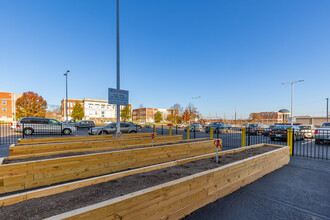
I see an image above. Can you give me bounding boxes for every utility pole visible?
[326,98,329,122]
[116,0,121,133]
[282,80,304,125]
[235,106,237,125]
[192,96,201,122]
[64,70,70,122]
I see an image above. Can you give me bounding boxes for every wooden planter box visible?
[16,133,157,145]
[47,144,289,220]
[0,140,215,194]
[9,135,182,159]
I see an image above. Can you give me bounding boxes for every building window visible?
[1,115,7,119]
[2,101,6,105]
[95,111,98,115]
[2,108,7,112]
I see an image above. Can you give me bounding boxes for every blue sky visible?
[0,0,329,119]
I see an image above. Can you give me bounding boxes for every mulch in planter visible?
[0,145,280,220]
[4,139,207,164]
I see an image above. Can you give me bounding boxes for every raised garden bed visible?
[9,135,182,159]
[0,139,215,194]
[16,132,156,145]
[0,144,289,220]
[4,138,209,164]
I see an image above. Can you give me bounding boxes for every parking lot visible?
[0,125,329,159]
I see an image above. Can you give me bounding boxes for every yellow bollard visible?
[210,127,213,139]
[169,126,172,135]
[242,128,246,147]
[153,125,156,134]
[187,125,190,140]
[287,129,293,155]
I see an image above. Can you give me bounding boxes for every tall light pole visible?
[192,96,201,122]
[64,70,70,122]
[326,98,329,122]
[282,80,304,125]
[116,0,121,133]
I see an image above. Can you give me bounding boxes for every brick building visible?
[249,109,291,124]
[132,108,180,122]
[61,98,131,121]
[0,92,22,122]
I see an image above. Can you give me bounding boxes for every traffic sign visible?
[108,88,129,106]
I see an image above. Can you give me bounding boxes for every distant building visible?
[0,92,22,122]
[249,109,291,124]
[132,108,179,122]
[61,99,84,120]
[295,116,328,126]
[60,98,130,121]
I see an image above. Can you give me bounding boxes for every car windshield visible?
[269,125,276,129]
[322,123,330,127]
[210,122,220,126]
[248,124,257,128]
[106,123,116,127]
[299,126,311,129]
[274,125,291,130]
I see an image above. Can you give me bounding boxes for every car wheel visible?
[63,128,72,135]
[99,131,108,135]
[315,139,321,144]
[129,130,137,133]
[24,128,33,136]
[205,131,209,133]
[270,137,275,141]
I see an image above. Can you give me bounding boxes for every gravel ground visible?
[4,139,208,164]
[0,145,278,220]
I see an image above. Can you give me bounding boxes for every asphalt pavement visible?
[184,157,330,220]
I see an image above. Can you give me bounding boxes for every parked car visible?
[298,125,315,139]
[246,123,266,135]
[88,122,140,135]
[315,122,330,144]
[205,122,225,133]
[127,122,142,129]
[75,120,95,128]
[14,117,76,135]
[262,125,276,136]
[177,123,186,128]
[269,125,304,141]
[184,123,204,132]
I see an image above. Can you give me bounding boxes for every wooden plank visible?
[0,140,214,194]
[9,135,183,158]
[45,145,289,220]
[16,133,157,145]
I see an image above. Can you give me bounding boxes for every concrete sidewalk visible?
[184,157,330,220]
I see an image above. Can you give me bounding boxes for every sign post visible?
[108,88,129,135]
[213,139,222,164]
[151,133,155,147]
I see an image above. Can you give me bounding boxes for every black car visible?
[269,125,304,141]
[75,120,95,128]
[246,123,266,135]
[263,125,276,136]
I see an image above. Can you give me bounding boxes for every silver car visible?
[14,117,76,135]
[184,123,204,132]
[298,125,315,139]
[89,122,141,135]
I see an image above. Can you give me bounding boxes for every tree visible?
[121,105,131,121]
[46,105,61,120]
[16,91,47,119]
[71,102,84,120]
[154,111,163,123]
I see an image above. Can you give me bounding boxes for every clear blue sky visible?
[1,0,329,119]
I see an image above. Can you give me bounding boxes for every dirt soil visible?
[0,145,279,220]
[4,139,207,164]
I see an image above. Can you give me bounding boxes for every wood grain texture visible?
[9,135,182,158]
[16,133,157,145]
[45,145,289,220]
[0,140,214,194]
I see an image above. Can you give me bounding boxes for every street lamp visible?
[192,96,201,122]
[281,80,304,125]
[326,98,329,122]
[64,70,70,122]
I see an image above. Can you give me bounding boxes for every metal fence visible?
[1,123,329,160]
